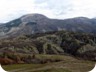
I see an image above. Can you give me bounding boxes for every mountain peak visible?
[21,13,48,22]
[73,17,89,20]
[22,13,48,18]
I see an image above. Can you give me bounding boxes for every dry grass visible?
[2,54,95,72]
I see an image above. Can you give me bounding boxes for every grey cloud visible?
[34,0,47,4]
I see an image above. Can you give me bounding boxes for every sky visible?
[0,0,96,23]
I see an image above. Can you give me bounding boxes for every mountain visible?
[0,13,96,38]
[0,14,95,72]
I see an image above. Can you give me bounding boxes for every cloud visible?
[0,0,96,23]
[34,0,73,18]
[0,0,35,23]
[34,0,96,19]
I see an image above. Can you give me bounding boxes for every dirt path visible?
[9,68,28,72]
[9,64,63,72]
[9,63,70,72]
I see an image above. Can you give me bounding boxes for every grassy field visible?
[2,54,95,72]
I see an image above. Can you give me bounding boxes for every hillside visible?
[0,31,95,72]
[0,31,96,61]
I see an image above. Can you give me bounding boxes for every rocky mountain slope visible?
[0,14,96,38]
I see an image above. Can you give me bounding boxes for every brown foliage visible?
[0,58,15,65]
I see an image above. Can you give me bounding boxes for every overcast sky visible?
[0,0,96,23]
